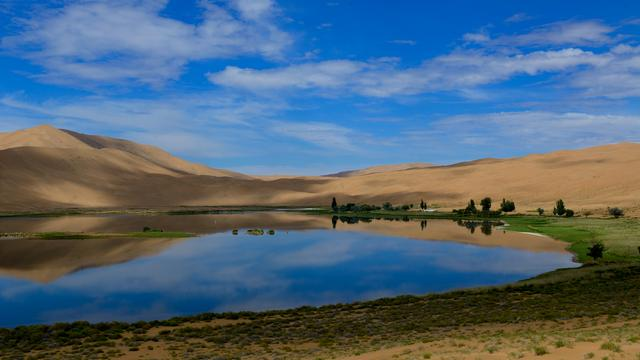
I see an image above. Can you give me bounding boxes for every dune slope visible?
[1,125,639,214]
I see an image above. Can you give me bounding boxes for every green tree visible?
[587,242,605,261]
[608,207,624,218]
[331,197,338,211]
[465,199,478,214]
[537,208,544,216]
[565,209,574,217]
[500,198,516,212]
[554,199,566,216]
[382,202,393,211]
[480,197,492,212]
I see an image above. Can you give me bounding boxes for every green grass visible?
[503,216,640,263]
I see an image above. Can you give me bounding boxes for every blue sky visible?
[1,0,640,174]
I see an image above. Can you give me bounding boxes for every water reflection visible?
[0,212,577,327]
[455,220,500,236]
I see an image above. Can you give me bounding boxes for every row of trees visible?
[332,197,624,219]
[332,198,414,212]
[537,200,625,218]
[453,197,516,216]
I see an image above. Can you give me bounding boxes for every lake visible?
[0,212,577,327]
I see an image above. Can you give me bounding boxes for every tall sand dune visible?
[1,125,639,215]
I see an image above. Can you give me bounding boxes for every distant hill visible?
[325,163,433,177]
[1,125,639,215]
[0,125,249,178]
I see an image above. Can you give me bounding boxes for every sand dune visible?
[1,125,639,215]
[325,162,433,177]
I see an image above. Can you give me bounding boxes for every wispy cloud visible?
[406,111,640,154]
[1,0,292,87]
[505,12,532,23]
[209,48,605,97]
[466,20,616,47]
[389,39,416,46]
[270,121,359,151]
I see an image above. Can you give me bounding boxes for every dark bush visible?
[565,209,575,217]
[480,197,492,212]
[587,242,605,261]
[554,199,566,216]
[500,199,516,212]
[608,207,624,218]
[537,208,544,216]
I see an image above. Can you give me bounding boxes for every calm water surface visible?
[0,213,577,327]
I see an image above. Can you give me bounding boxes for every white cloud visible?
[468,20,615,47]
[505,12,532,23]
[229,0,275,21]
[569,44,640,98]
[1,0,292,86]
[409,111,640,152]
[389,39,417,46]
[270,121,358,151]
[209,48,605,97]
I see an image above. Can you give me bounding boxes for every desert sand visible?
[1,125,639,215]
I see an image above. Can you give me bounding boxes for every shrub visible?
[587,242,605,261]
[401,204,411,211]
[382,202,393,211]
[466,199,478,214]
[554,199,566,216]
[537,208,544,216]
[565,209,575,217]
[500,199,516,212]
[533,346,548,356]
[608,207,624,218]
[480,197,492,212]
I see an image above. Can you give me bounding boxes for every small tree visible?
[500,198,516,212]
[420,199,427,210]
[554,199,566,216]
[480,197,492,212]
[608,207,624,218]
[401,204,411,211]
[382,202,393,211]
[465,199,478,214]
[331,197,338,211]
[565,209,575,217]
[587,242,605,261]
[537,208,545,216]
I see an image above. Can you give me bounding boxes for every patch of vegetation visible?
[608,207,624,218]
[504,216,640,262]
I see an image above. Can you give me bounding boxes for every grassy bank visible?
[2,264,640,359]
[503,216,640,263]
